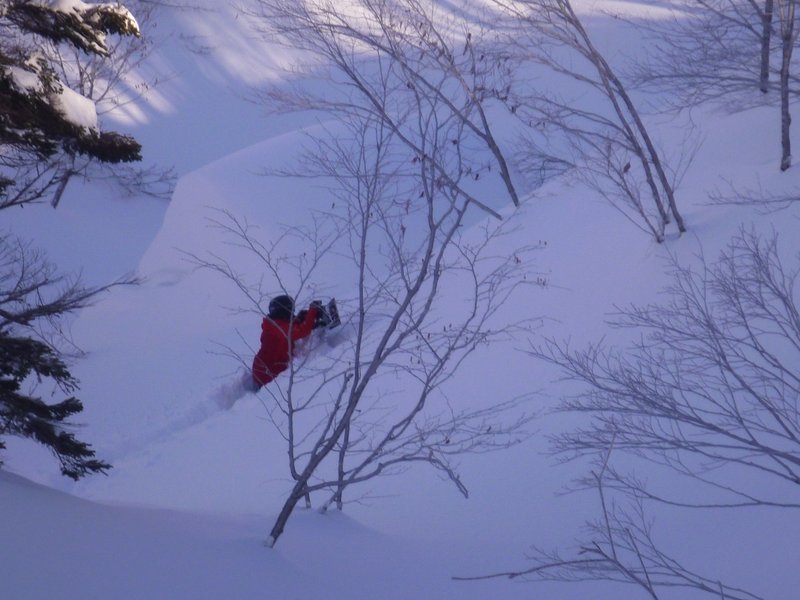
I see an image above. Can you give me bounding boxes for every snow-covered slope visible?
[2,470,544,600]
[3,1,800,599]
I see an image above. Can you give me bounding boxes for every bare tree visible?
[490,0,686,242]
[313,120,536,514]
[458,227,797,598]
[627,1,800,172]
[202,0,543,546]
[460,228,796,597]
[631,1,777,105]
[456,447,764,600]
[543,229,800,506]
[534,227,800,508]
[244,0,523,220]
[194,64,538,549]
[195,102,538,545]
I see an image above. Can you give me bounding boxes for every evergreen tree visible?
[0,331,111,480]
[0,0,142,477]
[0,233,120,478]
[1,0,142,209]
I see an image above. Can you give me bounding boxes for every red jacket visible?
[251,306,319,387]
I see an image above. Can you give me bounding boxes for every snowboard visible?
[322,298,341,329]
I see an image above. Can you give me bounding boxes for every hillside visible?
[3,1,800,599]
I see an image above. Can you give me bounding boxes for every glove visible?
[295,309,308,322]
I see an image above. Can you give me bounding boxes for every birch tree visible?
[465,228,798,598]
[540,228,800,509]
[630,1,798,172]
[632,1,777,103]
[778,0,798,170]
[245,0,521,219]
[456,448,763,600]
[199,106,537,546]
[190,0,544,547]
[491,0,686,242]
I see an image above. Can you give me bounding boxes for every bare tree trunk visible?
[761,0,775,93]
[267,372,355,546]
[267,483,312,547]
[779,0,796,171]
[335,421,350,511]
[780,59,792,171]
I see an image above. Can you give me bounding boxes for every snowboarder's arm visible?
[290,305,320,341]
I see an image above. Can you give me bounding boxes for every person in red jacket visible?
[249,294,326,391]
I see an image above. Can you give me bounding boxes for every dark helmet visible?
[268,294,295,321]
